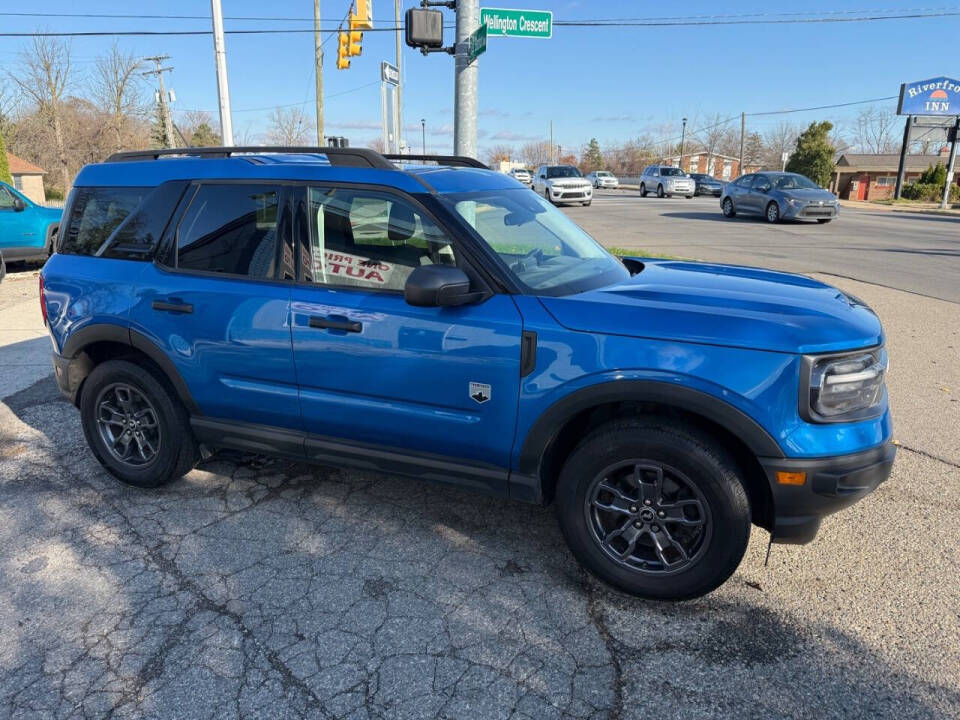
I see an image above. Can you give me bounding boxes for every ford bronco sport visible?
[41,147,894,600]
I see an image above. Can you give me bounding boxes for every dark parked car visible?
[41,146,891,601]
[721,172,839,223]
[689,173,723,197]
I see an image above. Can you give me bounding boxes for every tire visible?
[639,183,647,197]
[80,359,198,488]
[722,197,736,217]
[765,201,780,223]
[685,195,693,199]
[817,218,832,224]
[582,200,592,206]
[657,184,665,198]
[555,418,751,600]
[545,189,555,205]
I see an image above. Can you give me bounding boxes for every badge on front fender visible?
[469,382,491,404]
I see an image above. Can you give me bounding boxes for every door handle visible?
[309,315,362,333]
[152,299,194,314]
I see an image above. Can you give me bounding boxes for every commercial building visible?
[831,146,954,200]
[664,152,762,181]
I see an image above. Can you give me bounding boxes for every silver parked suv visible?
[533,165,593,206]
[640,166,695,198]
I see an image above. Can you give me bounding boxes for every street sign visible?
[897,76,960,116]
[381,61,399,86]
[480,8,552,38]
[468,24,487,62]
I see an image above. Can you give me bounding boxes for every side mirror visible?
[12,197,26,212]
[404,265,484,307]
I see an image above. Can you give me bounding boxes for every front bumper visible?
[549,186,593,203]
[783,202,839,220]
[759,441,895,544]
[596,180,619,188]
[698,186,722,196]
[664,183,695,195]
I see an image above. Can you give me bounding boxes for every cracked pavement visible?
[1,267,958,719]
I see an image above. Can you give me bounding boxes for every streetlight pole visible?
[421,119,426,154]
[679,117,687,169]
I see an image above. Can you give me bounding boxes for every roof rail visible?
[383,154,488,169]
[105,146,396,169]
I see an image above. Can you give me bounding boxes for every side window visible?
[754,175,771,191]
[0,186,14,209]
[305,187,455,292]
[176,184,281,278]
[59,187,149,256]
[734,175,753,188]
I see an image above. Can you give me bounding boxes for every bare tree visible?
[485,144,513,166]
[518,139,552,167]
[93,42,144,151]
[175,110,221,146]
[366,137,386,153]
[762,121,800,170]
[696,112,737,163]
[11,36,73,192]
[265,106,312,146]
[853,105,897,153]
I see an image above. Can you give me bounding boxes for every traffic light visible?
[353,0,373,29]
[336,31,350,70]
[348,10,363,57]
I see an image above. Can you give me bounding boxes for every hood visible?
[777,188,835,201]
[539,260,883,354]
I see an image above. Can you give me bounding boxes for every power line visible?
[172,79,380,115]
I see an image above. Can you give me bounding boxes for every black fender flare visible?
[62,324,199,414]
[516,380,784,481]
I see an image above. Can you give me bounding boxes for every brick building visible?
[831,146,954,201]
[663,152,762,181]
[5,153,47,204]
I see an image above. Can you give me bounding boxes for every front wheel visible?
[555,419,751,600]
[544,189,555,205]
[582,200,592,206]
[817,218,832,224]
[640,183,647,197]
[722,197,736,217]
[685,195,693,199]
[766,201,781,223]
[80,359,198,488]
[657,184,665,198]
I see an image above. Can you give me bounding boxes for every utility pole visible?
[395,0,403,151]
[210,0,234,146]
[550,120,554,164]
[314,0,324,145]
[679,117,687,168]
[738,112,745,175]
[453,0,478,157]
[142,55,175,149]
[421,118,426,154]
[941,117,959,209]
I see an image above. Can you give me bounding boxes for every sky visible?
[1,1,958,157]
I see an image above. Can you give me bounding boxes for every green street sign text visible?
[480,8,553,39]
[468,23,487,62]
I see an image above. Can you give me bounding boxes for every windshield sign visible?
[446,189,629,296]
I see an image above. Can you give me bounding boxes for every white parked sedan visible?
[587,170,619,189]
[507,167,532,185]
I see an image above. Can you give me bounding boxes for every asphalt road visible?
[564,191,960,303]
[1,202,959,718]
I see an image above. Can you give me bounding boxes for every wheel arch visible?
[62,324,199,414]
[512,380,780,530]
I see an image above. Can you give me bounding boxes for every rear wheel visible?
[722,197,736,217]
[555,418,751,600]
[766,201,781,223]
[80,359,198,488]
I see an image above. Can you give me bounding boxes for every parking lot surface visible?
[566,191,960,303]
[1,199,959,718]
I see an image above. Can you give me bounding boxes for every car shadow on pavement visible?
[2,375,957,718]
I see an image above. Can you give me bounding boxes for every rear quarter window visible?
[59,187,149,256]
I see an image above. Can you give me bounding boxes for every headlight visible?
[801,348,887,422]
[786,197,804,207]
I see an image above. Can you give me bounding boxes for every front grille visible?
[801,206,836,217]
[562,191,585,199]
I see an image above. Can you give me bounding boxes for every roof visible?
[6,152,45,175]
[835,153,945,172]
[73,152,520,195]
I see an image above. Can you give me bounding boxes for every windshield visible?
[546,166,582,179]
[774,173,820,190]
[596,171,610,177]
[661,167,685,177]
[445,189,629,296]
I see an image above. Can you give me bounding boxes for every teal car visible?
[0,180,62,263]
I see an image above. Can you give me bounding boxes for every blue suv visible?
[0,179,62,262]
[41,147,894,600]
